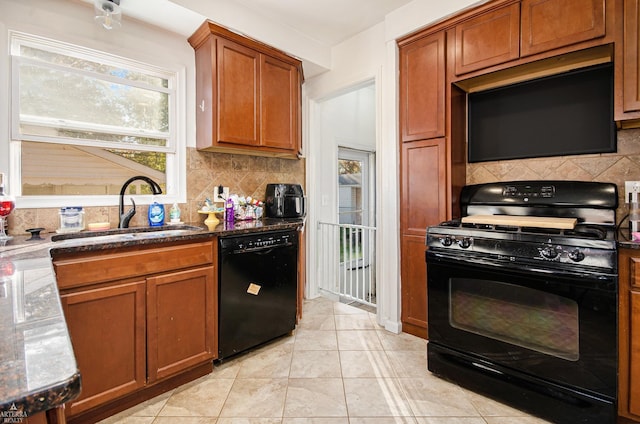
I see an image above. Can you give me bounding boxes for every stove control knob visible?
[568,249,585,262]
[540,245,561,259]
[457,237,472,249]
[440,236,453,247]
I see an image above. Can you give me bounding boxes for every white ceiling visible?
[219,0,414,46]
[120,0,413,46]
[108,0,414,77]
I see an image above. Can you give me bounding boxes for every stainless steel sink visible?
[51,225,204,244]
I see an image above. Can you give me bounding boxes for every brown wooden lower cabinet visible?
[53,240,217,422]
[400,235,428,339]
[630,290,640,417]
[618,248,640,422]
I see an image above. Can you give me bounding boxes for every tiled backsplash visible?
[8,128,640,234]
[467,128,640,222]
[7,148,305,234]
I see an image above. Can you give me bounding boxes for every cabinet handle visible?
[199,100,205,112]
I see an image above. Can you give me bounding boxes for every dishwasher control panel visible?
[220,230,297,252]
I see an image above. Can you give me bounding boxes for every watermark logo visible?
[0,403,27,423]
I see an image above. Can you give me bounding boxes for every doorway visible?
[311,81,377,311]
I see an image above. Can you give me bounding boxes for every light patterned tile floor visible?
[99,297,551,424]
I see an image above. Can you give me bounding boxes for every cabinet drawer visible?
[54,241,214,289]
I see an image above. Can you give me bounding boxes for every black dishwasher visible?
[218,229,298,359]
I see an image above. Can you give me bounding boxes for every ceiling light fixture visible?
[94,0,122,30]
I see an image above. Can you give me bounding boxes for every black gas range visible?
[426,181,618,424]
[428,180,618,272]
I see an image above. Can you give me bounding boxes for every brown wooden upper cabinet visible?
[399,31,446,141]
[189,21,302,157]
[455,3,520,75]
[521,0,606,57]
[618,0,640,118]
[454,0,607,76]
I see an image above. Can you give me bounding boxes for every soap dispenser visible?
[169,202,181,223]
[148,197,165,227]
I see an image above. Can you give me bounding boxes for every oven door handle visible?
[427,250,617,290]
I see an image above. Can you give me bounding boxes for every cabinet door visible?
[400,138,448,236]
[261,54,299,151]
[521,0,606,57]
[400,235,428,338]
[217,37,260,146]
[61,281,146,417]
[400,138,448,339]
[147,266,217,383]
[631,290,640,416]
[399,32,446,141]
[619,251,640,420]
[623,0,640,114]
[454,3,520,75]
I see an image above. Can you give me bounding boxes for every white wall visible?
[304,0,482,333]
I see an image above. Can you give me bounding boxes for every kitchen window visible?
[9,32,184,207]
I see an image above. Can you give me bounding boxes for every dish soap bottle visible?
[148,198,165,227]
[169,202,181,223]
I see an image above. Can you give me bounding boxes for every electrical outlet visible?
[625,181,640,202]
[213,186,229,202]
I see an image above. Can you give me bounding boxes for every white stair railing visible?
[317,222,376,307]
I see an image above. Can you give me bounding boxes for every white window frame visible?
[8,31,186,208]
[337,147,375,228]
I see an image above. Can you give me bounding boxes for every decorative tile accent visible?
[467,128,640,220]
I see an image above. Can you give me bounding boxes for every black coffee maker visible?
[265,184,306,218]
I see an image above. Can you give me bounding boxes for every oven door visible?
[427,249,617,399]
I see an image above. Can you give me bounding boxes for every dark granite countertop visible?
[0,217,303,418]
[618,228,640,250]
[0,256,81,419]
